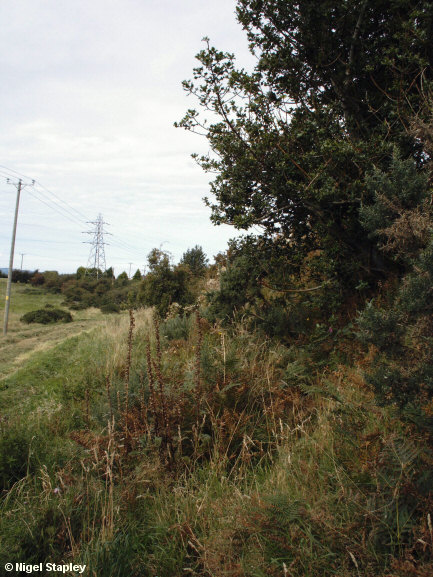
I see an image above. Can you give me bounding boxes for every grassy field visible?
[0,279,106,381]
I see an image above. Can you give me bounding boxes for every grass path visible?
[0,279,107,381]
[0,316,104,381]
[0,305,150,419]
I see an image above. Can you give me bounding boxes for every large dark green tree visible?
[180,245,209,277]
[177,0,433,288]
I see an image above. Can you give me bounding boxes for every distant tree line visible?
[0,269,41,283]
[9,245,209,316]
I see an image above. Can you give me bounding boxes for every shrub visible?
[0,425,50,490]
[357,154,433,420]
[21,308,73,324]
[161,314,193,340]
[356,301,404,351]
[100,303,120,314]
[12,269,35,283]
[138,249,193,316]
[206,255,260,322]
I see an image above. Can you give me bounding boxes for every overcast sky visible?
[0,0,254,275]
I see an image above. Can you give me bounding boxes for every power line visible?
[33,181,89,222]
[0,164,90,224]
[31,187,86,225]
[0,173,13,185]
[26,188,85,227]
[0,166,156,253]
[0,163,158,265]
[0,167,35,189]
[0,235,84,245]
[16,252,87,263]
[109,238,148,259]
[0,164,32,180]
[32,185,88,225]
[4,172,137,263]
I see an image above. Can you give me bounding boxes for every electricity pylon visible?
[83,214,110,278]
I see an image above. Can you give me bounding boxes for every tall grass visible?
[0,307,432,576]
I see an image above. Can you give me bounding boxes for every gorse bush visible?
[20,308,73,324]
[357,301,404,352]
[360,153,432,263]
[100,302,120,314]
[357,155,433,424]
[160,314,193,341]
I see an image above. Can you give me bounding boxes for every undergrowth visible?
[0,308,432,576]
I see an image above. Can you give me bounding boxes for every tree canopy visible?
[178,0,433,417]
[177,0,433,287]
[180,245,209,276]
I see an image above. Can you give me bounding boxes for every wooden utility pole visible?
[3,179,22,335]
[3,178,33,336]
